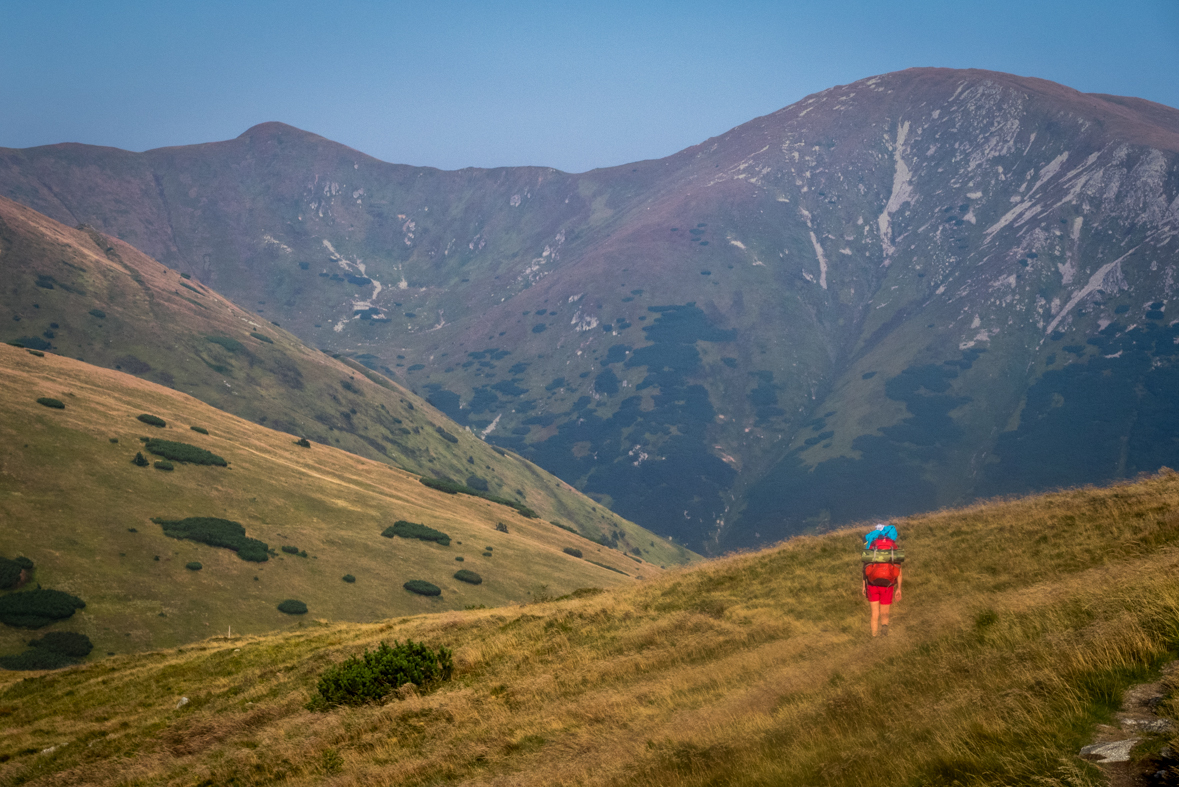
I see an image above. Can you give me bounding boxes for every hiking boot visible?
[880,624,889,637]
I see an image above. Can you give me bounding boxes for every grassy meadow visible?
[0,344,671,661]
[3,468,1179,785]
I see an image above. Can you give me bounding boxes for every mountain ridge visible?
[3,67,1178,551]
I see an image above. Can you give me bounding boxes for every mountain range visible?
[3,67,1178,552]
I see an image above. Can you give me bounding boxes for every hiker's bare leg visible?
[880,602,891,629]
[869,600,880,636]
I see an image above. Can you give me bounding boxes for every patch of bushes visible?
[137,414,166,427]
[418,477,538,519]
[294,438,311,448]
[587,560,629,576]
[206,336,244,354]
[551,521,580,535]
[342,574,356,583]
[132,452,150,467]
[154,460,174,471]
[281,545,308,557]
[454,556,464,562]
[454,569,483,585]
[250,332,273,344]
[145,438,227,466]
[27,350,44,357]
[190,426,209,435]
[403,580,442,596]
[435,426,459,444]
[88,309,106,319]
[496,522,509,533]
[0,589,86,628]
[153,517,269,562]
[36,397,64,409]
[185,561,202,571]
[382,520,450,546]
[30,631,93,658]
[0,648,78,671]
[314,640,453,707]
[277,599,307,615]
[0,557,30,590]
[563,547,583,558]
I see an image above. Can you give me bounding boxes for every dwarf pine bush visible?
[154,460,174,471]
[314,640,453,707]
[277,599,307,614]
[132,452,150,467]
[342,574,356,583]
[153,517,269,562]
[0,589,86,628]
[294,438,311,448]
[0,648,78,671]
[145,438,227,466]
[563,547,584,558]
[403,580,441,596]
[454,569,483,585]
[281,545,300,555]
[36,397,65,409]
[190,426,209,435]
[137,414,166,427]
[382,520,451,546]
[185,562,202,571]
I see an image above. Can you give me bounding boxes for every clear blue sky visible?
[3,0,1176,172]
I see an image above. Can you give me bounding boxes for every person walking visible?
[862,523,903,637]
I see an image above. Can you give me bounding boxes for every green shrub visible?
[180,272,191,279]
[0,648,78,671]
[454,569,483,585]
[435,426,459,444]
[0,589,86,628]
[137,414,166,427]
[277,599,307,615]
[109,437,119,443]
[154,460,174,471]
[27,350,44,357]
[0,558,25,590]
[185,561,202,571]
[586,560,629,576]
[403,580,441,597]
[454,556,464,562]
[88,309,106,319]
[563,547,583,558]
[153,517,269,562]
[145,438,227,466]
[281,545,300,555]
[36,397,64,409]
[206,335,244,354]
[314,640,453,707]
[382,520,450,546]
[551,521,579,534]
[14,557,32,570]
[29,631,92,657]
[132,452,150,467]
[418,477,536,518]
[495,522,509,533]
[294,438,311,448]
[189,426,209,435]
[250,332,273,344]
[342,574,356,583]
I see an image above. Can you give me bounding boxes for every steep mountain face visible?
[0,197,688,566]
[3,68,1178,552]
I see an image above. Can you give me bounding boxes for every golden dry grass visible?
[3,471,1179,785]
[0,344,669,658]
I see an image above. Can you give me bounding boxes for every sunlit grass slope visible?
[0,196,691,567]
[0,344,670,661]
[4,470,1179,785]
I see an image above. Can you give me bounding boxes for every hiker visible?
[862,523,903,637]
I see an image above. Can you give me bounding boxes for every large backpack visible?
[864,562,901,587]
[861,523,905,564]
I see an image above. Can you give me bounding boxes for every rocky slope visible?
[3,67,1178,551]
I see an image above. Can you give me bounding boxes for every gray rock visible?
[1080,739,1139,763]
[175,696,189,709]
[1123,718,1174,734]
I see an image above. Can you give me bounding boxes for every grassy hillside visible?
[0,196,690,567]
[0,344,673,661]
[3,471,1179,785]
